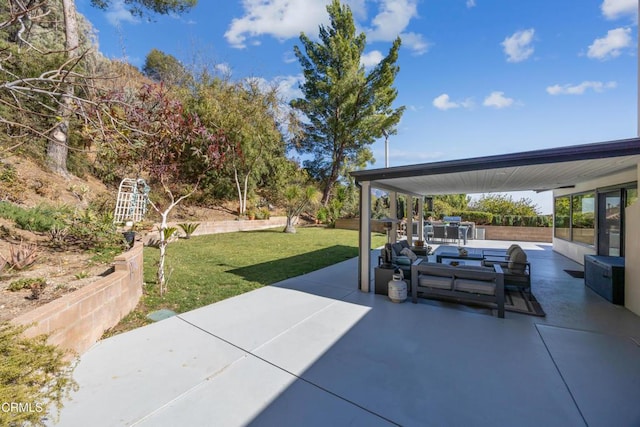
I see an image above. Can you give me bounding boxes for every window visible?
[571,193,595,245]
[554,196,570,240]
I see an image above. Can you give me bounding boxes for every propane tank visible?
[388,268,407,303]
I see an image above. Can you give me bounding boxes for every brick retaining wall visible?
[13,242,144,355]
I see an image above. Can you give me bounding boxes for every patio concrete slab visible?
[134,353,393,427]
[57,317,246,426]
[54,241,640,426]
[538,324,640,427]
[179,285,340,351]
[255,294,583,426]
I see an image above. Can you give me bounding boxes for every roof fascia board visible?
[351,137,640,183]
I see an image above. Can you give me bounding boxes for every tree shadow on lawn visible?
[228,245,356,286]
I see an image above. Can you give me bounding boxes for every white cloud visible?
[283,51,297,64]
[105,0,139,26]
[214,63,232,75]
[361,50,384,68]
[601,0,637,20]
[433,94,458,110]
[225,0,429,55]
[587,27,632,60]
[367,0,429,55]
[483,91,514,109]
[546,81,617,95]
[501,29,535,62]
[466,0,476,8]
[432,94,474,110]
[225,0,367,49]
[368,0,418,40]
[400,32,431,55]
[273,74,305,101]
[225,0,330,48]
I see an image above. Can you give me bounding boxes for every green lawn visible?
[106,227,386,335]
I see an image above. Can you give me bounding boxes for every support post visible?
[418,197,425,242]
[406,195,413,246]
[358,181,372,292]
[389,192,398,243]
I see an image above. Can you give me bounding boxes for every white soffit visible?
[352,138,640,196]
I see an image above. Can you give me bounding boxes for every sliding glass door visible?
[598,191,621,256]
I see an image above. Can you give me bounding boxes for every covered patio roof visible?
[351,137,640,195]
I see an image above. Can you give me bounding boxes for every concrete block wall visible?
[335,218,388,233]
[480,226,552,243]
[144,217,289,243]
[13,242,144,355]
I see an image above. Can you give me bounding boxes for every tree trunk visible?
[48,0,79,176]
[157,211,169,295]
[321,151,342,206]
[321,173,339,206]
[284,215,296,233]
[233,166,245,215]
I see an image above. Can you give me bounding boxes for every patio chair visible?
[432,225,446,242]
[445,225,459,244]
[424,224,434,242]
[482,246,531,297]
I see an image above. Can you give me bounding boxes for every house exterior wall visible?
[625,163,640,316]
[552,165,639,315]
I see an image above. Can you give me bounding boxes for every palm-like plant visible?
[283,185,321,233]
[178,223,200,239]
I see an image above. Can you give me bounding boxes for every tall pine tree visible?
[291,0,405,205]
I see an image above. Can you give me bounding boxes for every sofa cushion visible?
[394,256,412,266]
[508,248,528,273]
[503,268,530,283]
[418,274,453,290]
[454,279,496,295]
[453,266,497,281]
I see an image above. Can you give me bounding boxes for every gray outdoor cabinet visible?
[584,255,625,305]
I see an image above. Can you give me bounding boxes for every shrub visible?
[7,277,47,292]
[490,214,552,227]
[163,227,178,241]
[13,204,69,233]
[0,201,24,221]
[449,210,493,225]
[255,208,270,220]
[178,223,200,239]
[0,322,78,426]
[0,163,22,202]
[316,207,328,223]
[60,209,125,253]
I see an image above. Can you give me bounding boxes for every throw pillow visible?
[391,242,405,257]
[400,247,418,262]
[508,248,527,273]
[506,244,521,257]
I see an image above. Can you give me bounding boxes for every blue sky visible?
[76,0,638,214]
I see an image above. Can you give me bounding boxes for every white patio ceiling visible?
[351,138,640,196]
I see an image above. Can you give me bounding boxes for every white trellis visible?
[113,178,150,224]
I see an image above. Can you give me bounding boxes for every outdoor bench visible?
[411,259,505,318]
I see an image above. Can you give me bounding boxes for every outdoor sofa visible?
[411,259,505,318]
